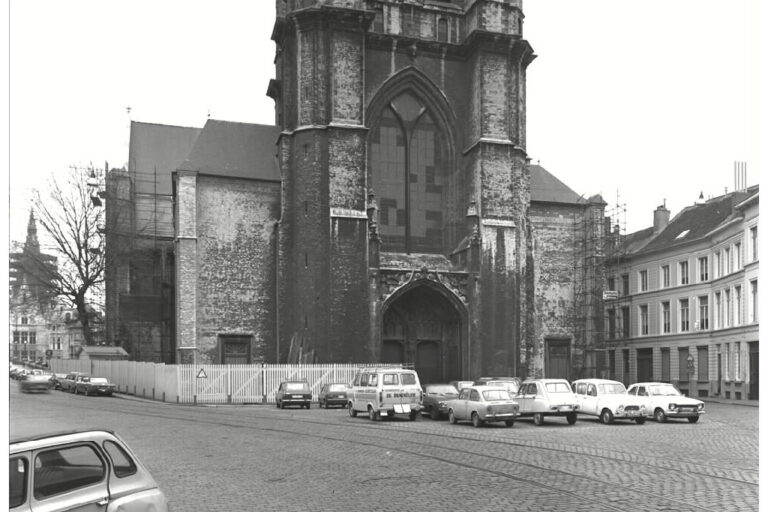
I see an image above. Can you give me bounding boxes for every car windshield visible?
[285,383,308,391]
[598,383,626,394]
[91,378,109,384]
[649,384,682,396]
[545,382,572,393]
[427,385,458,395]
[328,384,347,392]
[482,389,511,401]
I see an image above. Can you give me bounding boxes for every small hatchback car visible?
[276,380,312,409]
[572,378,647,424]
[445,386,519,427]
[318,383,349,408]
[515,378,580,426]
[9,429,168,511]
[627,382,705,423]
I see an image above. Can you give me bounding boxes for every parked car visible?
[572,379,647,424]
[275,380,312,409]
[627,382,705,423]
[50,373,69,390]
[348,367,422,421]
[75,376,117,396]
[448,380,474,392]
[515,378,580,425]
[11,368,29,381]
[9,429,169,511]
[318,383,349,408]
[473,376,522,395]
[446,386,519,427]
[60,372,88,393]
[421,383,459,419]
[19,370,52,393]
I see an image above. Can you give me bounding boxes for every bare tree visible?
[31,165,105,345]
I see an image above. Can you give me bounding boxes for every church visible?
[106,0,607,383]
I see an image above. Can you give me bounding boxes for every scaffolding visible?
[603,192,631,380]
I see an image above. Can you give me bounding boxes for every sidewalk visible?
[703,397,759,407]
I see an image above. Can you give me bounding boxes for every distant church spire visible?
[25,209,40,253]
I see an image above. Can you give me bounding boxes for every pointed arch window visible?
[370,92,447,254]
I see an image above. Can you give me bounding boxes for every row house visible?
[605,186,758,401]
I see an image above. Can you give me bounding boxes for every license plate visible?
[559,406,572,411]
[626,411,638,416]
[394,404,411,413]
[292,395,303,398]
[380,410,388,416]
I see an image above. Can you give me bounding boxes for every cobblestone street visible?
[10,386,759,511]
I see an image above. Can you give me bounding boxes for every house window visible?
[13,331,20,344]
[661,348,670,382]
[724,343,730,380]
[661,302,670,333]
[698,296,709,330]
[679,347,690,381]
[724,247,731,274]
[750,280,758,323]
[639,270,648,292]
[607,277,616,291]
[750,226,758,261]
[724,289,732,327]
[621,306,630,338]
[21,332,28,344]
[661,265,670,288]
[697,346,709,381]
[679,261,689,285]
[639,305,649,335]
[679,299,690,332]
[734,285,742,326]
[698,256,708,282]
[29,332,36,345]
[734,242,742,270]
[21,317,28,325]
[219,335,252,364]
[734,342,741,380]
[608,309,616,340]
[437,17,448,42]
[621,274,630,296]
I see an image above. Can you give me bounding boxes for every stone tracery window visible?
[370,92,447,254]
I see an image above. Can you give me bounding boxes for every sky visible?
[5,0,763,247]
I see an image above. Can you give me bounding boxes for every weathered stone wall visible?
[194,176,280,363]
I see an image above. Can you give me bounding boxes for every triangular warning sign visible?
[196,368,207,379]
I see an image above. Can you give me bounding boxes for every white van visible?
[348,367,422,421]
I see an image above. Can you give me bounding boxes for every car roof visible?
[630,382,670,387]
[10,428,117,447]
[573,379,623,385]
[521,378,569,383]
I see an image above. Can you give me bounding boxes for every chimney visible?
[653,203,670,233]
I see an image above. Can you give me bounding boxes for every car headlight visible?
[669,403,677,410]
[617,406,624,414]
[640,405,647,413]
[438,401,446,407]
[697,403,704,411]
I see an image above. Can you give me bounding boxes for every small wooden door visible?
[545,338,570,380]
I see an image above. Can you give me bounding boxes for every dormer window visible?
[675,229,690,240]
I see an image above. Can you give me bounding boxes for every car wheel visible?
[348,402,357,417]
[471,412,483,428]
[687,416,700,424]
[654,408,667,423]
[566,412,577,425]
[635,417,646,425]
[600,409,614,425]
[505,420,515,427]
[533,413,544,426]
[368,406,379,421]
[430,407,440,420]
[448,410,457,425]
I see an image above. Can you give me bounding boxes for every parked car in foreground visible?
[59,372,87,393]
[19,370,52,393]
[318,383,349,408]
[572,379,647,424]
[627,382,705,423]
[421,383,459,419]
[446,386,519,427]
[50,373,69,390]
[10,429,169,511]
[348,367,422,421]
[276,380,312,409]
[75,376,117,396]
[515,378,580,425]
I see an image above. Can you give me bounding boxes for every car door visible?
[30,443,110,512]
[515,384,532,414]
[581,383,599,415]
[454,388,471,420]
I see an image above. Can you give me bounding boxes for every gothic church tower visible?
[271,0,536,380]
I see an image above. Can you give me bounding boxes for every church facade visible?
[110,0,607,383]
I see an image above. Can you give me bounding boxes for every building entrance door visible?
[636,348,653,382]
[545,338,570,380]
[749,342,759,400]
[382,285,462,384]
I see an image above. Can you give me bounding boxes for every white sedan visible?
[627,382,705,423]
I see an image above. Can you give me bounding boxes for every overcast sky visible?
[5,0,762,247]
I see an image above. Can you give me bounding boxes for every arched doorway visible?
[382,284,462,384]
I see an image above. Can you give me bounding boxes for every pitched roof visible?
[529,164,585,205]
[178,120,281,182]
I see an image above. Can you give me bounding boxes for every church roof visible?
[129,121,202,196]
[529,164,585,205]
[178,120,281,182]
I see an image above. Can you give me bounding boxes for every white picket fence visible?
[48,360,403,405]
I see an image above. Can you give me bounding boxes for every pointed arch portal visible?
[381,284,463,384]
